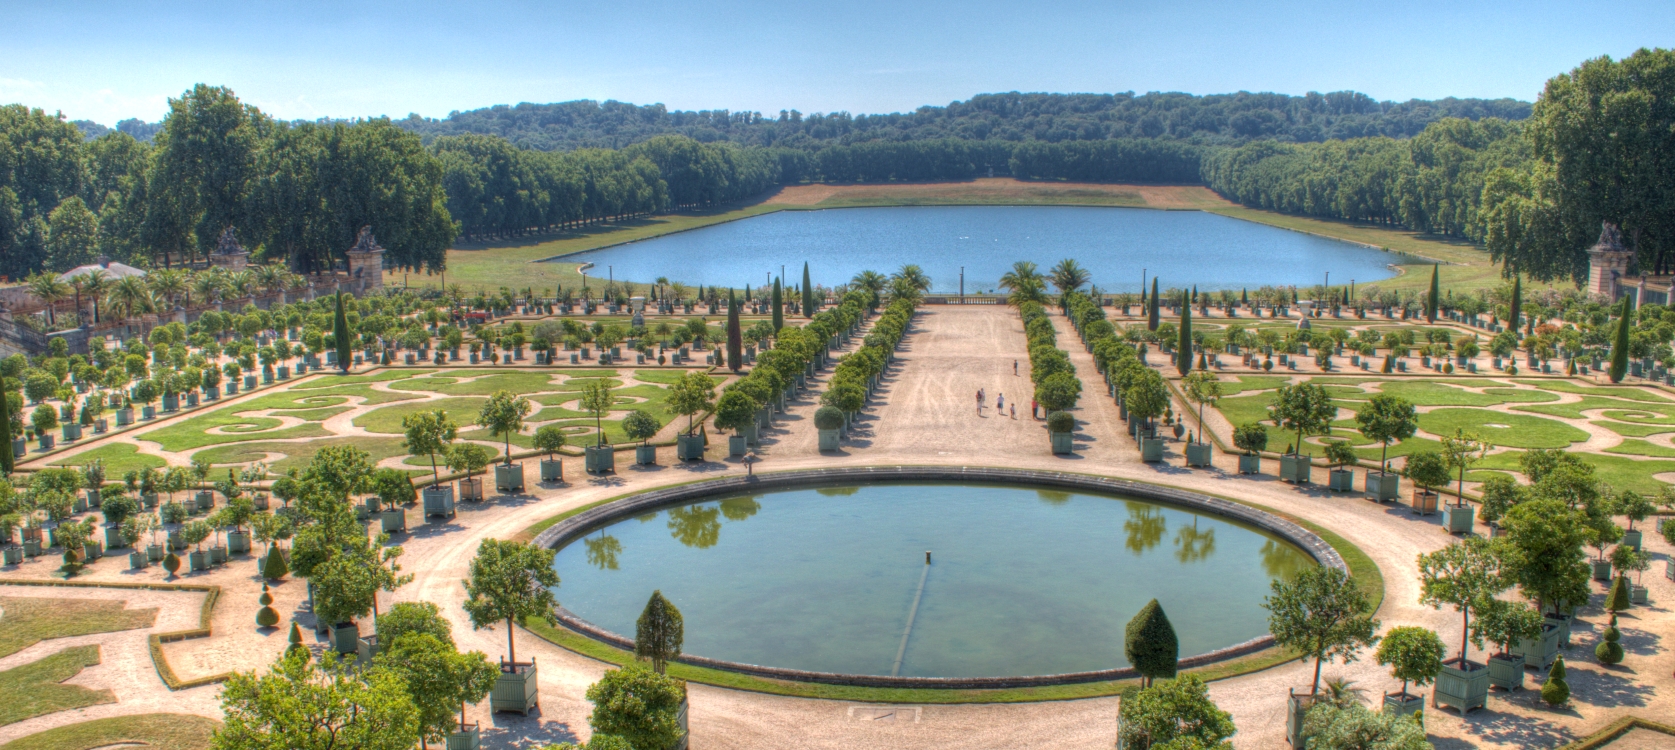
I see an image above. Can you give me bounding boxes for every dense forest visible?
[10,51,1670,288]
[391,91,1531,152]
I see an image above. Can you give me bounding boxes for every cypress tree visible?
[1508,274,1522,343]
[1609,295,1632,383]
[635,590,684,674]
[771,277,783,331]
[1241,288,1248,306]
[1426,265,1439,322]
[1147,278,1160,331]
[802,262,814,319]
[0,377,12,476]
[1177,295,1192,376]
[333,291,352,374]
[726,289,742,373]
[1605,575,1631,614]
[1125,599,1179,687]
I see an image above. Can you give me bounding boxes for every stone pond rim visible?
[532,465,1348,690]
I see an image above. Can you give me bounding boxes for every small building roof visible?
[58,258,146,282]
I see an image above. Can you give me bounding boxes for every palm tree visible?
[850,270,888,299]
[25,272,70,327]
[191,270,225,308]
[81,269,109,323]
[285,272,309,300]
[888,276,922,303]
[1049,259,1091,295]
[105,276,154,324]
[655,276,670,302]
[148,269,188,310]
[226,270,257,302]
[999,261,1046,307]
[255,264,288,298]
[65,274,88,325]
[892,265,931,294]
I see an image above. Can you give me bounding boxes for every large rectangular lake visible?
[553,205,1412,292]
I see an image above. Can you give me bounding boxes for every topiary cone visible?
[261,546,289,580]
[1541,655,1569,706]
[257,584,281,628]
[1595,614,1624,665]
[1605,575,1631,613]
[287,621,308,659]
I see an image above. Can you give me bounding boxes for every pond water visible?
[550,482,1314,678]
[554,206,1410,293]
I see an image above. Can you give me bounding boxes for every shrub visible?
[1595,613,1624,665]
[1124,599,1178,686]
[1323,440,1357,467]
[585,664,686,750]
[1233,422,1268,455]
[1605,575,1631,614]
[622,410,660,445]
[813,406,844,431]
[1403,451,1451,493]
[257,584,281,628]
[261,547,289,580]
[1046,411,1075,433]
[1541,656,1569,705]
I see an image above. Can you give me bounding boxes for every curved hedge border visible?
[532,465,1345,690]
[0,578,227,690]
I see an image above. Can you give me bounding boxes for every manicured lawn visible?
[141,416,331,452]
[0,645,114,727]
[1512,379,1672,403]
[629,368,715,385]
[1416,409,1588,449]
[388,370,561,396]
[0,713,219,750]
[191,436,412,476]
[1471,449,1675,495]
[1604,439,1675,458]
[1514,395,1645,420]
[1596,421,1675,438]
[48,443,166,476]
[291,369,435,388]
[1214,375,1292,396]
[355,397,487,435]
[0,597,157,659]
[1375,381,1553,407]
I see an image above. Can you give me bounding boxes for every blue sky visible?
[3,0,1670,126]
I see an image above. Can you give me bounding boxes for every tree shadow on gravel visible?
[1451,704,1578,749]
[482,714,577,749]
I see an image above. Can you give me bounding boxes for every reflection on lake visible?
[554,206,1413,291]
[552,482,1315,678]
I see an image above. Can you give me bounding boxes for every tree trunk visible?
[506,616,516,664]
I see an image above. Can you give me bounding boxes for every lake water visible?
[551,482,1313,678]
[555,205,1409,293]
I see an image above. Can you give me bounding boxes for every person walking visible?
[1031,398,1038,419]
[1014,360,1019,376]
[1010,403,1016,420]
[976,390,982,414]
[997,393,1005,411]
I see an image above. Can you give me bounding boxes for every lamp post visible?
[960,266,964,301]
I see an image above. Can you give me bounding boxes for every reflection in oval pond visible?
[552,483,1314,678]
[554,205,1412,292]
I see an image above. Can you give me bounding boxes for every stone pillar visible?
[344,226,386,296]
[1585,222,1633,301]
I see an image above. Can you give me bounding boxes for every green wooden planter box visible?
[146,544,164,562]
[1185,443,1212,467]
[228,531,250,554]
[1365,471,1399,501]
[818,428,840,451]
[1433,658,1489,714]
[1622,529,1642,550]
[1631,584,1649,604]
[1140,437,1164,462]
[328,622,359,654]
[1050,432,1074,455]
[196,491,214,511]
[1279,454,1312,484]
[494,463,525,492]
[458,477,484,502]
[1487,653,1524,690]
[585,445,616,473]
[423,485,456,518]
[188,550,208,571]
[1286,690,1318,748]
[540,458,563,482]
[677,434,705,461]
[1238,454,1261,474]
[1446,504,1475,533]
[209,545,227,565]
[127,550,146,569]
[3,547,23,565]
[1382,692,1424,717]
[1327,469,1354,491]
[104,525,125,549]
[1592,560,1612,581]
[1511,622,1561,670]
[491,660,539,715]
[381,509,406,534]
[357,635,381,664]
[445,723,481,750]
[728,435,748,457]
[635,445,657,465]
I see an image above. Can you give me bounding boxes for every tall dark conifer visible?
[1147,277,1160,331]
[1426,265,1440,322]
[0,376,12,475]
[333,291,352,374]
[1508,274,1522,344]
[771,277,783,332]
[1609,295,1632,383]
[1176,294,1192,376]
[726,288,742,372]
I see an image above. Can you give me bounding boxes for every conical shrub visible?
[287,621,308,659]
[1595,614,1624,665]
[1124,598,1179,687]
[1541,656,1569,706]
[261,546,289,580]
[1605,575,1631,613]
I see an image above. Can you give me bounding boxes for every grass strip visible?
[0,645,114,727]
[0,596,157,658]
[0,713,221,750]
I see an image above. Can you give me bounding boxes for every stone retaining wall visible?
[532,465,1345,689]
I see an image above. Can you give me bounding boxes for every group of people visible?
[975,388,1016,419]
